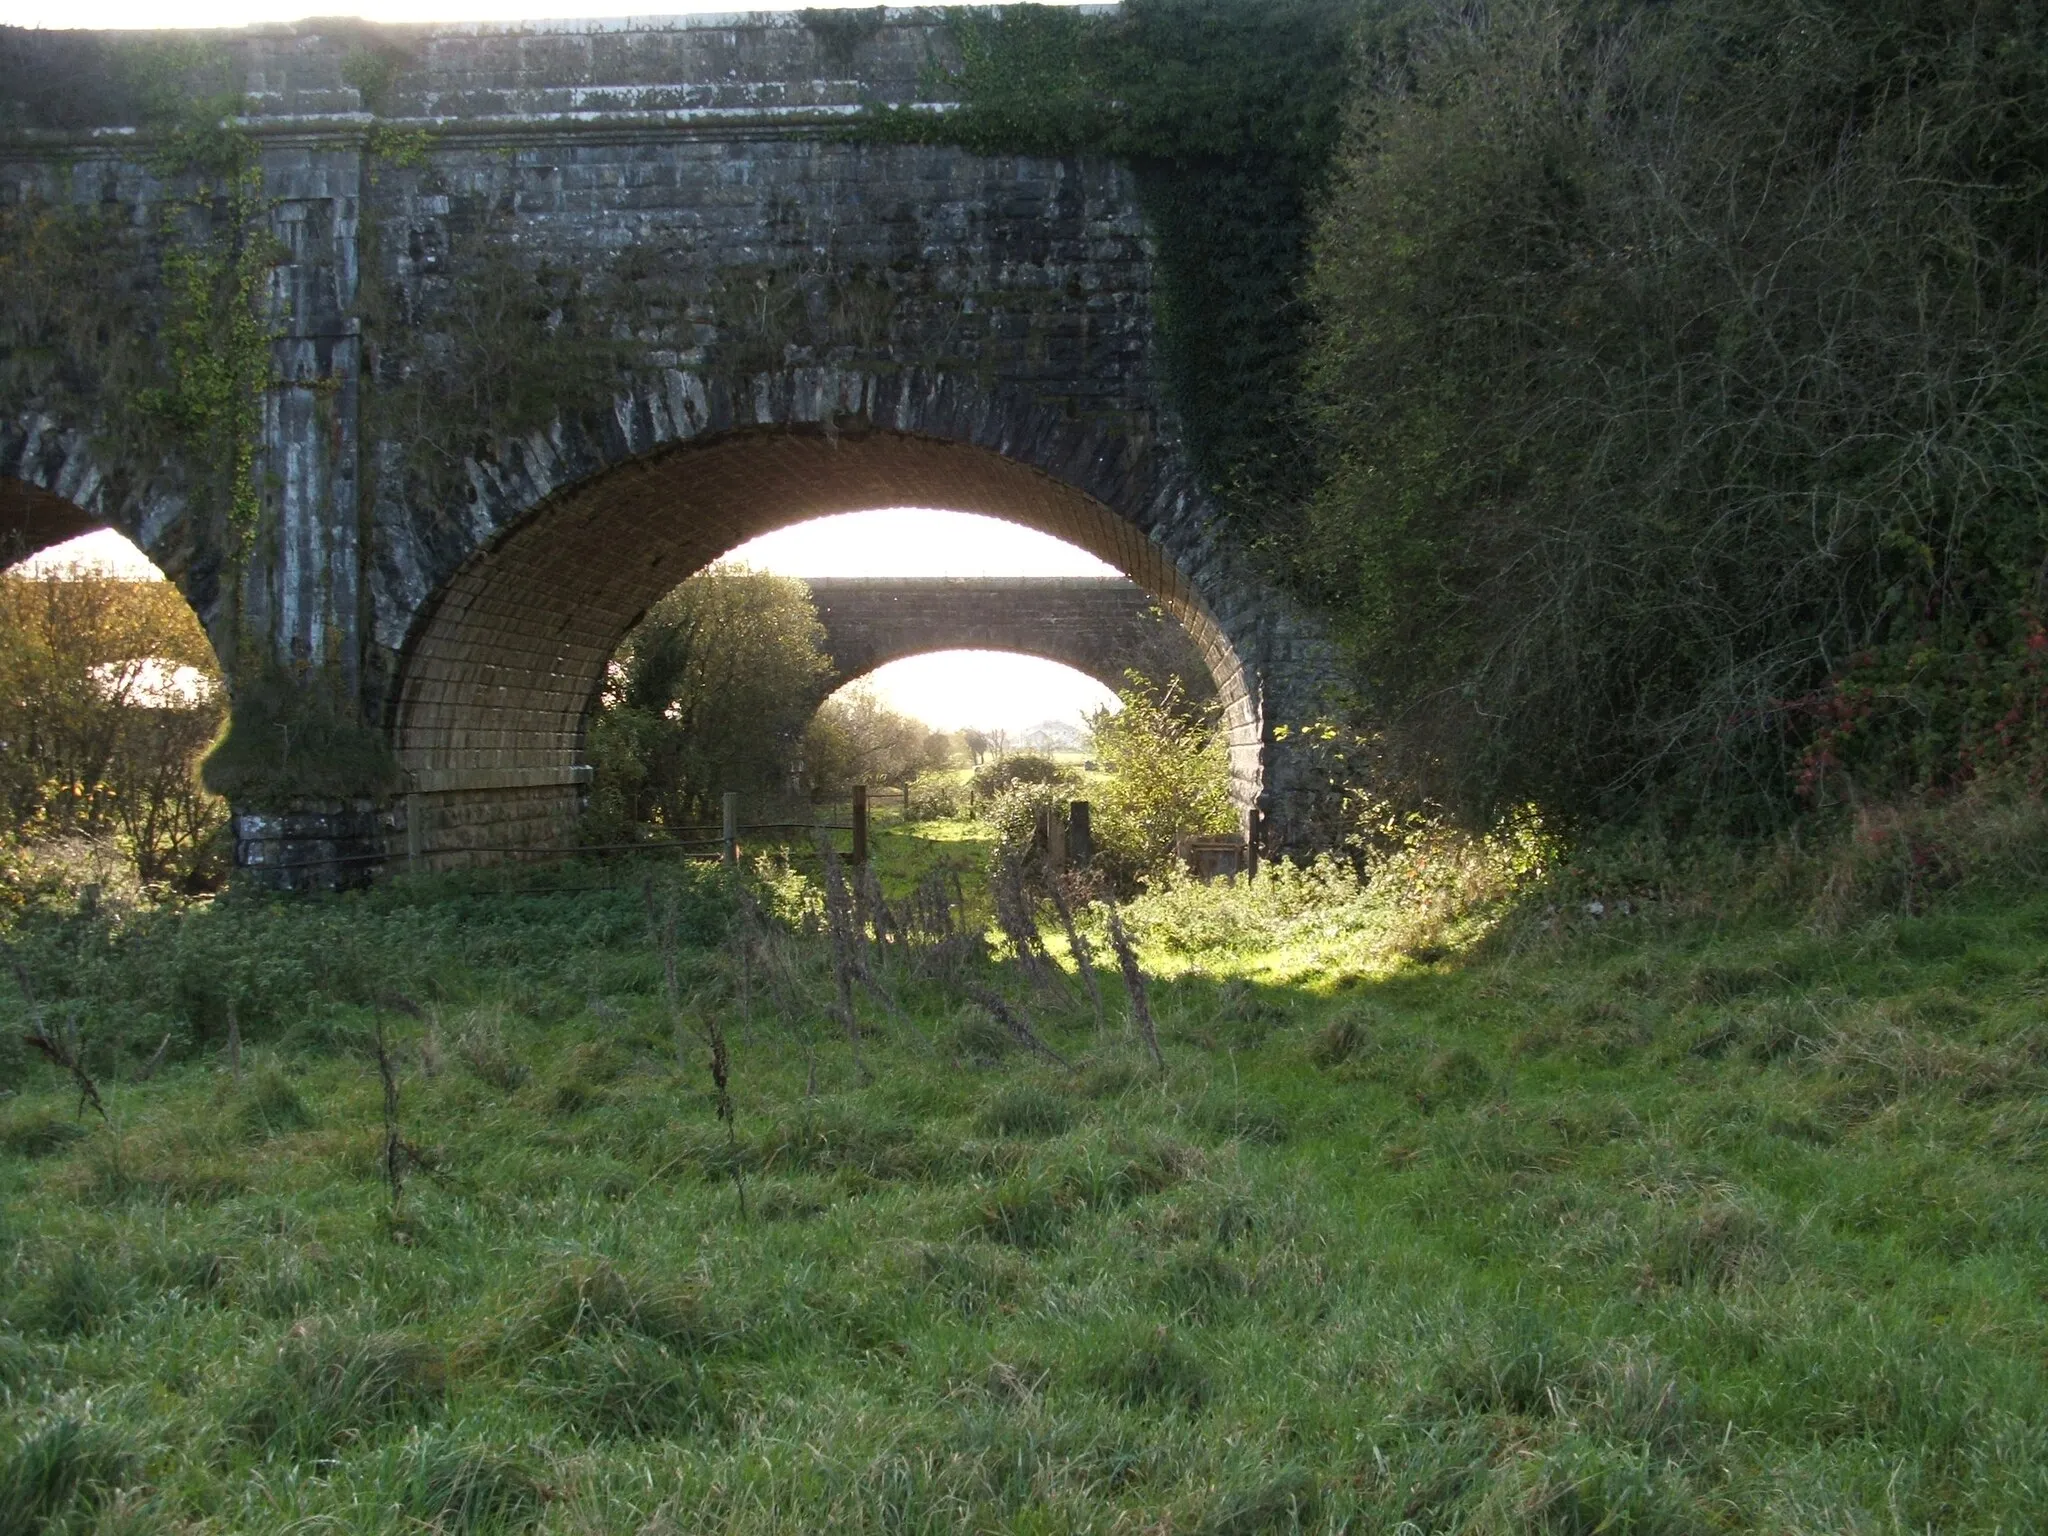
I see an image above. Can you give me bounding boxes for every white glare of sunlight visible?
[89,658,217,707]
[727,508,1119,579]
[852,650,1119,737]
[8,1,1097,33]
[8,530,165,580]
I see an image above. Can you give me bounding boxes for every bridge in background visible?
[804,577,1212,706]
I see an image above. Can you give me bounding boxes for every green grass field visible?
[1,820,2044,1533]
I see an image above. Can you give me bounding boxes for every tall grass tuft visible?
[0,1419,136,1536]
[397,1435,549,1533]
[233,1319,447,1455]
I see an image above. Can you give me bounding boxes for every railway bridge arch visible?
[0,11,1340,880]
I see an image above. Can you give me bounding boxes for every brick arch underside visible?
[394,428,1257,860]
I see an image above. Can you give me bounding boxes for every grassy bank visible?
[2,814,2044,1533]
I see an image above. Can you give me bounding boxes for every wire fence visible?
[239,790,898,881]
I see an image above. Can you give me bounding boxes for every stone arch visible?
[801,577,1215,706]
[2,418,224,636]
[387,369,1272,862]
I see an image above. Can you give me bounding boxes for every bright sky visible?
[731,508,1122,733]
[18,511,1126,733]
[0,0,1089,31]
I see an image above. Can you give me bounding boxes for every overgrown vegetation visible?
[199,657,399,809]
[870,0,1362,527]
[0,37,280,614]
[1305,0,2048,828]
[1086,676,1237,880]
[4,793,2047,1530]
[584,565,833,838]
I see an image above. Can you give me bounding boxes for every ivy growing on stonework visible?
[0,38,282,615]
[860,0,1369,546]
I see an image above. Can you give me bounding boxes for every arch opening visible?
[820,651,1121,739]
[392,426,1262,864]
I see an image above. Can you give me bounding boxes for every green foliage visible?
[200,659,399,807]
[969,752,1072,801]
[802,684,949,797]
[585,565,832,834]
[0,568,229,893]
[0,1419,136,1536]
[974,753,1082,861]
[868,0,1363,528]
[0,39,277,602]
[1087,677,1234,880]
[1304,0,2048,826]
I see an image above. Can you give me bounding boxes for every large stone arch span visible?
[391,372,1265,863]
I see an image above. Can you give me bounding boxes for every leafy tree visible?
[802,685,950,798]
[0,564,228,888]
[585,564,831,833]
[1087,676,1236,879]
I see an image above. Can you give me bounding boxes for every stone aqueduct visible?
[0,11,1340,877]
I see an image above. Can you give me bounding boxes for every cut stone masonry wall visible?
[0,10,1345,881]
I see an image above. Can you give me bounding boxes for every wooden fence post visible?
[1067,800,1094,868]
[851,784,868,866]
[722,791,739,866]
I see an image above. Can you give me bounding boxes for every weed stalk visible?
[1049,873,1106,1037]
[819,840,871,1084]
[10,953,108,1122]
[1105,904,1164,1070]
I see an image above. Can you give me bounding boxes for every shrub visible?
[970,753,1072,800]
[1305,0,2048,826]
[1087,679,1235,881]
[981,779,1078,864]
[904,773,963,821]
